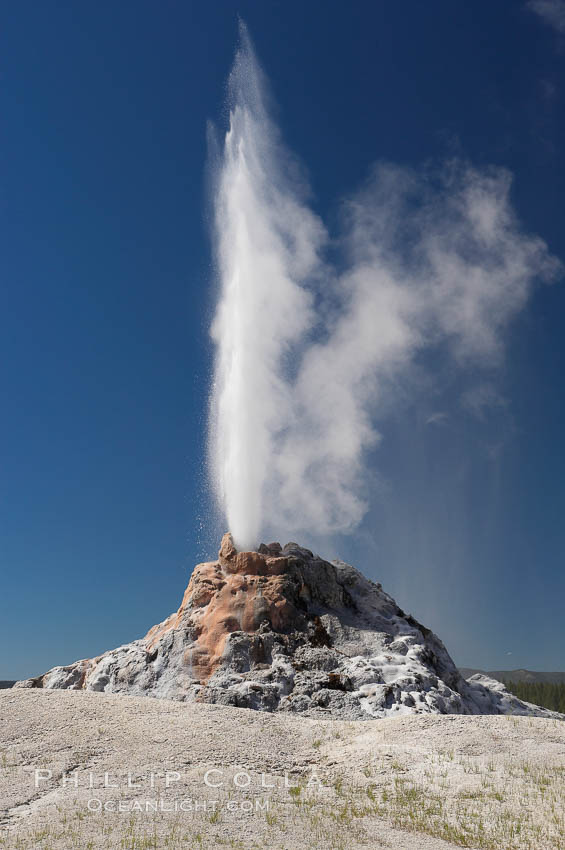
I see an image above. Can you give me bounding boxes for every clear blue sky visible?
[2,1,564,679]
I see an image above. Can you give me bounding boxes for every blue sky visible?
[2,1,564,679]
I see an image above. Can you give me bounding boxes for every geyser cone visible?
[15,534,562,720]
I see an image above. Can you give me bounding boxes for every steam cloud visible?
[208,24,561,550]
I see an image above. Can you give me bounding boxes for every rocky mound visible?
[15,534,561,719]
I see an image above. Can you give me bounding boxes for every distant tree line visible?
[503,680,565,714]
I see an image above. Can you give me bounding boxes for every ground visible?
[1,690,564,850]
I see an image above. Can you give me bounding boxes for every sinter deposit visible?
[15,534,561,720]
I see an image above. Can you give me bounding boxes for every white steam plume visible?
[208,25,561,550]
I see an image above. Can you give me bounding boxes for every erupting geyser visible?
[207,25,323,550]
[12,24,565,732]
[208,23,560,550]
